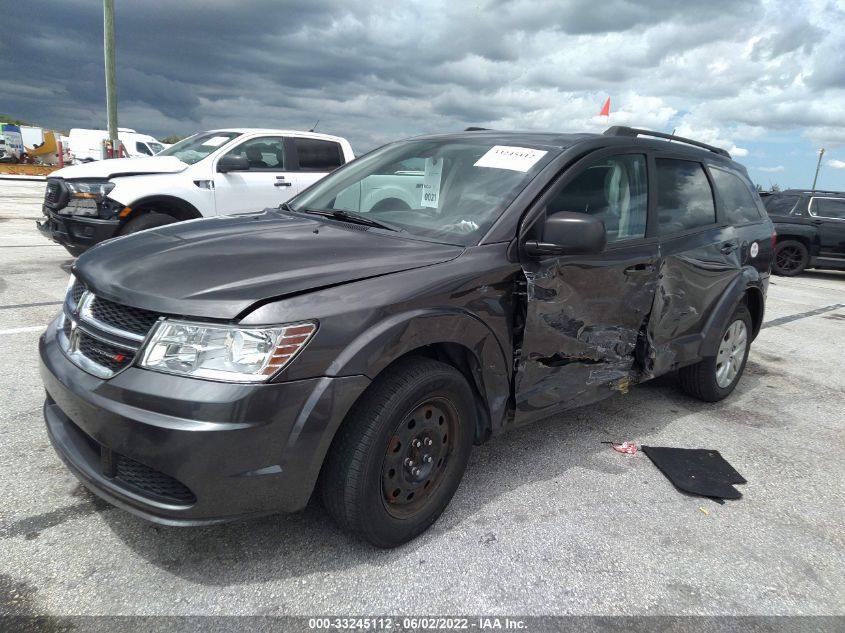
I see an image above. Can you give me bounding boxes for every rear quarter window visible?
[294,138,344,171]
[655,158,716,234]
[763,194,801,216]
[711,168,763,224]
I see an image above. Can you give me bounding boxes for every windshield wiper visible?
[296,207,403,232]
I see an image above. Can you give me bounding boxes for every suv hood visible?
[52,156,188,180]
[74,210,464,319]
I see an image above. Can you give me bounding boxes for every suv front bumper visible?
[39,319,370,525]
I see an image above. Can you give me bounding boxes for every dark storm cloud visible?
[2,0,842,151]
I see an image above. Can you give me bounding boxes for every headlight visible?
[66,181,115,199]
[139,320,317,382]
[62,181,115,216]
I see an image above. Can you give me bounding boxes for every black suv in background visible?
[40,127,774,547]
[762,189,845,275]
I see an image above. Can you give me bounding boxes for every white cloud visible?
[827,159,845,169]
[758,165,785,172]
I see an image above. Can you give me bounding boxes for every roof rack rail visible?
[603,126,731,158]
[464,127,490,131]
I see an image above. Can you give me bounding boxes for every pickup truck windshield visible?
[158,132,242,165]
[291,139,556,245]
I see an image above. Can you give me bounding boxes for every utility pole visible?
[811,147,825,191]
[103,0,119,156]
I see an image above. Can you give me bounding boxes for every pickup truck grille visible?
[59,280,160,379]
[44,178,68,211]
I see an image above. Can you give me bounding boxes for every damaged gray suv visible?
[40,127,774,547]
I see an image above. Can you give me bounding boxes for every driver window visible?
[224,137,286,171]
[547,154,648,242]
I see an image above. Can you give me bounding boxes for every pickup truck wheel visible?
[321,357,475,548]
[677,304,752,402]
[119,212,178,235]
[772,239,809,276]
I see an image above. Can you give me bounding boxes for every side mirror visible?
[217,154,250,173]
[524,211,607,257]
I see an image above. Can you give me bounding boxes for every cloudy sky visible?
[3,0,845,189]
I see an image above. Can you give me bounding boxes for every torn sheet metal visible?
[513,243,659,422]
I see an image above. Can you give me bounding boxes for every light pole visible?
[811,147,825,191]
[103,0,119,157]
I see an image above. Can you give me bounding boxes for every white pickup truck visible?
[37,128,354,256]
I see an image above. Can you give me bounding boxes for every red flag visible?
[599,97,610,117]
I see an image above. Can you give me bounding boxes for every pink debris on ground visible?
[612,441,638,455]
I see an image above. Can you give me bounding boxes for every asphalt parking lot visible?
[1,179,843,618]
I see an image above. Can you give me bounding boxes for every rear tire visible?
[772,239,809,276]
[119,212,178,235]
[678,304,752,402]
[321,357,475,548]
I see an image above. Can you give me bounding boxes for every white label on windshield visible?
[474,145,548,172]
[421,157,444,208]
[201,136,230,147]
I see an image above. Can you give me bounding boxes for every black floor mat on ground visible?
[642,446,746,502]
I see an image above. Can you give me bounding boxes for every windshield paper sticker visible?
[421,157,444,208]
[201,136,231,147]
[474,146,548,172]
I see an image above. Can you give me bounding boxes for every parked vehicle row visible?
[37,128,354,256]
[40,126,775,546]
[761,189,845,276]
[67,127,166,162]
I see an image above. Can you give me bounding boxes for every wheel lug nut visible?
[423,455,432,463]
[412,467,420,476]
[412,439,422,448]
[404,458,414,467]
[424,438,433,446]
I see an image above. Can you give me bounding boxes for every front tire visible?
[772,239,809,276]
[678,304,753,402]
[119,212,178,235]
[321,357,475,548]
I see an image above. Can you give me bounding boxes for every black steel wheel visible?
[321,357,475,548]
[772,239,809,276]
[381,398,457,519]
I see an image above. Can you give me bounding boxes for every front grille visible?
[45,180,61,205]
[89,295,159,337]
[70,279,85,305]
[115,454,196,504]
[60,287,161,379]
[44,179,68,210]
[77,331,133,372]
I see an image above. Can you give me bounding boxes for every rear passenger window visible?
[711,168,762,224]
[546,154,648,242]
[294,138,344,171]
[656,159,716,234]
[811,197,845,219]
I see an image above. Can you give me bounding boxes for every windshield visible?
[158,131,242,165]
[291,139,557,245]
[148,142,165,154]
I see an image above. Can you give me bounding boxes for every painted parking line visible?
[0,325,46,335]
[0,301,62,310]
[762,303,845,329]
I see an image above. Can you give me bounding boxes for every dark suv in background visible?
[762,189,845,275]
[40,126,774,547]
